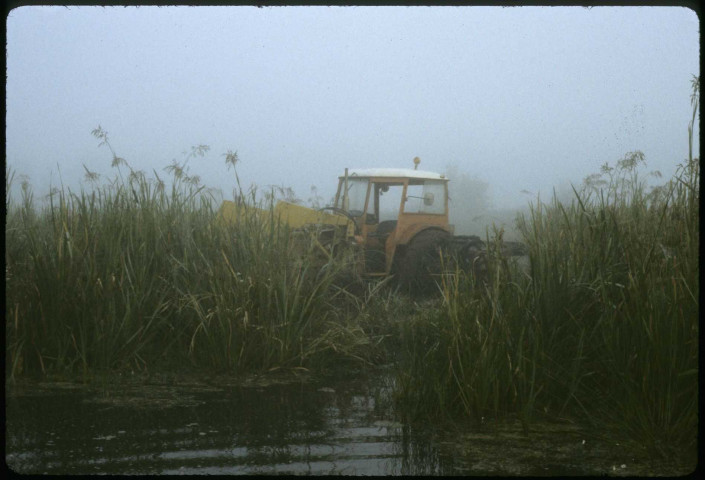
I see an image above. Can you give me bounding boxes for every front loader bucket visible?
[217,199,269,226]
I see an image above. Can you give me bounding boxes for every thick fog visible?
[5,6,700,236]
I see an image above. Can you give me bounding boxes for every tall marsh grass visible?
[395,78,699,461]
[5,132,375,379]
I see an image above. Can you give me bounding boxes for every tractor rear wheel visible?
[396,229,451,295]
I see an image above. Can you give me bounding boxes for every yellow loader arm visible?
[217,200,355,237]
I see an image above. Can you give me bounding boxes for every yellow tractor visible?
[219,157,524,294]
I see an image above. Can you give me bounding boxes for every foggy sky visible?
[5,6,700,209]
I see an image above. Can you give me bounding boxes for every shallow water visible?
[5,371,690,476]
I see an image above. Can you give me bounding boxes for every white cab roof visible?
[341,168,446,180]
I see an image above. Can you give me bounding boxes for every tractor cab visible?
[332,162,451,275]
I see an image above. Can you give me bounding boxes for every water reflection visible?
[6,372,684,476]
[6,373,451,475]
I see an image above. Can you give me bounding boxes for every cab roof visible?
[341,168,447,181]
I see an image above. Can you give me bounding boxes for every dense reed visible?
[394,78,699,461]
[5,139,379,379]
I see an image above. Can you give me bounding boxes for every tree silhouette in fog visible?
[444,163,490,235]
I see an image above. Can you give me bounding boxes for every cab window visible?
[404,180,446,215]
[336,178,369,216]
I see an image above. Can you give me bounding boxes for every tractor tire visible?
[396,229,451,296]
